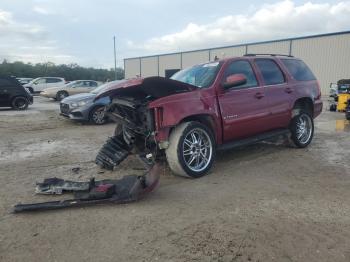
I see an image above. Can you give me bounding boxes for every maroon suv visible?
[95,54,323,178]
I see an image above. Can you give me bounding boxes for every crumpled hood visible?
[94,76,195,101]
[62,93,95,103]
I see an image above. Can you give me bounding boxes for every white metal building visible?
[124,31,350,94]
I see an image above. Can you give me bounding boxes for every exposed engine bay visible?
[95,77,194,170]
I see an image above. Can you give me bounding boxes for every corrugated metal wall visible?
[159,54,181,77]
[247,41,290,55]
[124,58,140,79]
[182,50,209,68]
[124,32,350,94]
[140,57,158,77]
[210,46,246,60]
[291,34,350,93]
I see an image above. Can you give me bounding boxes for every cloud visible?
[0,8,74,64]
[128,0,350,54]
[33,6,51,15]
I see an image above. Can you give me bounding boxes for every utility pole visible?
[113,36,117,80]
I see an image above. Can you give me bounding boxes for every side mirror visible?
[222,74,247,89]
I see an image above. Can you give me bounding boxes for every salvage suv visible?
[94,54,322,178]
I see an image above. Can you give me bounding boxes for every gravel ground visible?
[0,96,349,262]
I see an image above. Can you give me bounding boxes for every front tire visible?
[11,97,29,110]
[90,106,107,125]
[290,112,314,148]
[166,121,215,178]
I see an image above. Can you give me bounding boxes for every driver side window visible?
[224,60,258,88]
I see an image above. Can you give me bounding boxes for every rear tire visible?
[166,121,215,178]
[290,111,314,148]
[11,97,29,110]
[56,91,68,101]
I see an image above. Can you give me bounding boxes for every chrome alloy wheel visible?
[296,114,312,144]
[182,128,213,172]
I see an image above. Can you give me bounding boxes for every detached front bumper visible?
[60,102,90,121]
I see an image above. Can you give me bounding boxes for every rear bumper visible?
[313,99,323,118]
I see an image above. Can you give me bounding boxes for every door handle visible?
[255,92,264,99]
[285,87,293,94]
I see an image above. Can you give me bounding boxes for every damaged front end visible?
[95,96,156,170]
[13,77,193,213]
[95,77,194,170]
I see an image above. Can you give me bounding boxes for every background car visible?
[16,78,33,85]
[40,80,101,101]
[24,77,66,93]
[59,80,124,124]
[0,76,33,110]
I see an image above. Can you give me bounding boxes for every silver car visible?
[40,80,101,101]
[59,80,124,124]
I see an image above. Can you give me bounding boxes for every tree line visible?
[0,60,124,81]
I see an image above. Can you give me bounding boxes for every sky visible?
[0,0,349,68]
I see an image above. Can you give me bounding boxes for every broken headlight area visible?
[95,96,160,170]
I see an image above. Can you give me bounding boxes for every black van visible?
[0,76,33,110]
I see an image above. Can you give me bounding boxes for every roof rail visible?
[244,53,294,57]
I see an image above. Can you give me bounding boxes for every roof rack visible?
[244,53,294,57]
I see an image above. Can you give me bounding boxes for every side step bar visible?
[217,129,290,151]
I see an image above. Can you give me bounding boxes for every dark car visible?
[94,54,322,178]
[59,80,125,124]
[0,76,33,110]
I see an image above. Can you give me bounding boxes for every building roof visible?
[124,30,350,61]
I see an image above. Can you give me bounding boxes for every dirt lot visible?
[0,96,349,262]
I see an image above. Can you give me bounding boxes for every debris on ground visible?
[71,167,81,174]
[13,163,161,213]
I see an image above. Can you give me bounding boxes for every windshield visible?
[171,61,222,88]
[91,80,125,94]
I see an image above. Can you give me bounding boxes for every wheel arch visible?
[292,97,314,117]
[11,95,28,104]
[178,114,218,144]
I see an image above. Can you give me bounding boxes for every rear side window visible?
[281,59,316,81]
[0,79,15,87]
[46,78,62,83]
[90,81,98,87]
[255,59,285,85]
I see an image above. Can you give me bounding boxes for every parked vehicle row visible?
[40,80,101,101]
[59,80,124,124]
